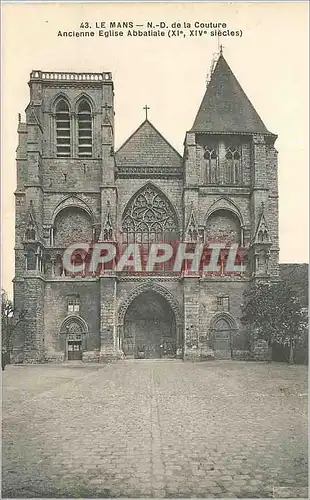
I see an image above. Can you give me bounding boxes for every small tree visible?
[1,290,27,363]
[241,281,307,364]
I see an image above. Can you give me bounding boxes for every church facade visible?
[13,54,279,363]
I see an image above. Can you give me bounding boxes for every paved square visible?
[2,361,308,498]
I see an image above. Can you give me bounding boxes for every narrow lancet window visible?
[225,145,241,184]
[204,146,218,184]
[78,100,92,157]
[56,100,71,157]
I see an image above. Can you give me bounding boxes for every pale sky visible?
[1,2,309,297]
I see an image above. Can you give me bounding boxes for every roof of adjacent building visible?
[191,54,274,136]
[115,120,182,169]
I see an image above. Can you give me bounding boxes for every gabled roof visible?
[191,55,274,135]
[115,120,182,169]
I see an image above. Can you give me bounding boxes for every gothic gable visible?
[25,103,43,130]
[253,204,271,244]
[51,195,94,225]
[205,197,244,227]
[185,207,199,242]
[115,120,183,178]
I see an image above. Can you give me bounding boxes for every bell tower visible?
[184,51,279,279]
[182,50,279,360]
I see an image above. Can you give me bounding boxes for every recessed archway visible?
[118,283,182,359]
[53,206,93,247]
[210,312,238,359]
[122,290,176,359]
[205,209,241,244]
[59,316,88,361]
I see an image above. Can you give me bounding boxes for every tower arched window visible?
[204,146,218,184]
[225,145,241,184]
[55,100,71,157]
[26,249,36,270]
[77,100,92,157]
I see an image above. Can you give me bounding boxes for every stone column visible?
[35,249,39,271]
[218,140,226,184]
[50,227,54,246]
[51,257,55,277]
[183,277,200,361]
[50,113,56,157]
[240,227,244,247]
[71,112,77,157]
[99,276,122,361]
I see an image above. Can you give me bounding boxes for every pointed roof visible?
[185,208,199,241]
[191,55,274,135]
[253,203,272,245]
[25,102,43,131]
[186,207,198,233]
[115,120,182,169]
[254,213,271,243]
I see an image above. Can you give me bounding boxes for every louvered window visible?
[56,100,71,157]
[78,100,92,157]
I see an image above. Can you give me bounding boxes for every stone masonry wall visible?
[23,277,45,362]
[199,279,250,352]
[44,280,100,355]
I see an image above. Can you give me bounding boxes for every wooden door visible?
[213,319,232,359]
[67,340,82,360]
[123,291,177,359]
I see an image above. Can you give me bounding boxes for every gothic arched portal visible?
[59,316,88,361]
[122,290,177,359]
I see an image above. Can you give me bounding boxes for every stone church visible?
[13,53,279,363]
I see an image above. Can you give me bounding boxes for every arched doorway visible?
[210,313,237,359]
[59,316,88,361]
[122,290,177,359]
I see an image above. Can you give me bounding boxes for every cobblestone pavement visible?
[2,361,308,498]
